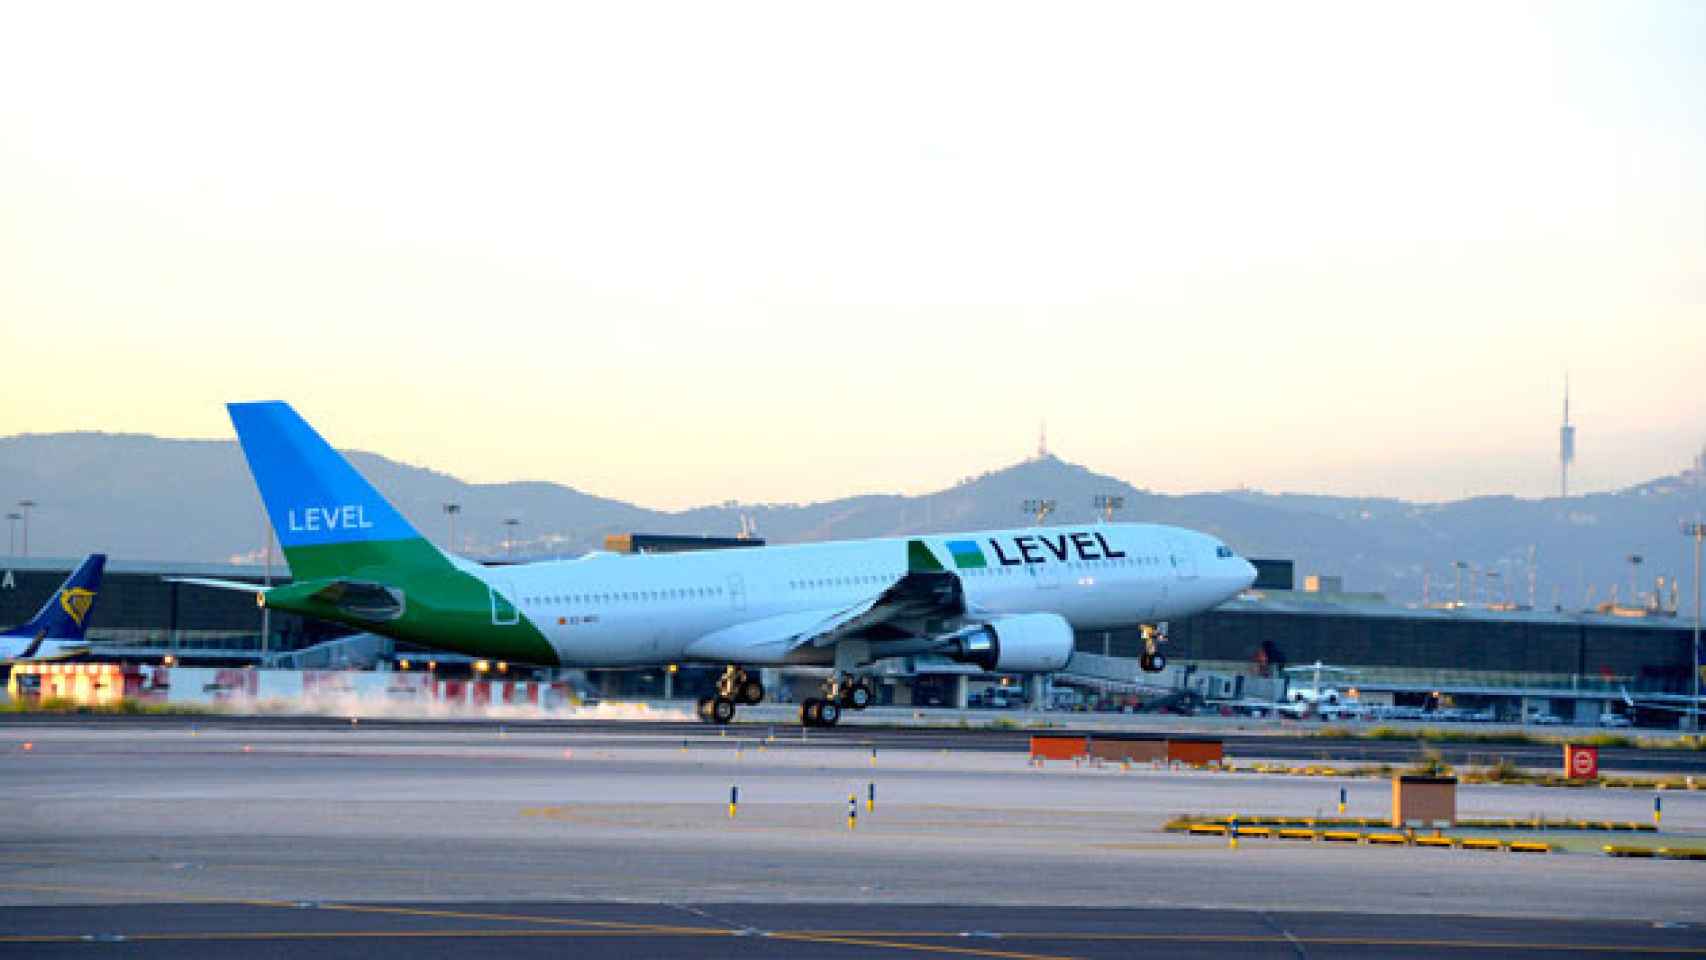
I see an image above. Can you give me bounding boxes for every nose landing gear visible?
[1139,623,1170,673]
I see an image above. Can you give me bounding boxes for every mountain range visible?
[3,432,1704,615]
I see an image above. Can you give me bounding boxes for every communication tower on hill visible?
[1559,376,1576,499]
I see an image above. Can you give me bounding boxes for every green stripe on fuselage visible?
[270,537,559,666]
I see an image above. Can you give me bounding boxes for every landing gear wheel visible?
[710,696,737,725]
[800,698,824,727]
[696,696,715,723]
[845,680,873,711]
[817,700,841,727]
[1140,652,1166,673]
[738,678,765,706]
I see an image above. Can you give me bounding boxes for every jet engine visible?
[938,613,1074,673]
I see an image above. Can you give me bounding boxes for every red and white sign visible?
[1564,744,1599,780]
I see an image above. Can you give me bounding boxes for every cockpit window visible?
[1215,545,1235,558]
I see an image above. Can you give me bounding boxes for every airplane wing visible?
[684,540,969,663]
[798,540,967,648]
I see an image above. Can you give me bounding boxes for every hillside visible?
[2,433,1703,613]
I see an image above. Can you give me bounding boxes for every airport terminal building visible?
[3,554,1699,725]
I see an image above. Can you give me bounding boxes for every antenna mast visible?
[1559,375,1576,499]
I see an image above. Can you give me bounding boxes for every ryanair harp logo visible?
[60,588,96,626]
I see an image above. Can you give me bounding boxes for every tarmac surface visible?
[2,720,1704,956]
[7,709,1704,773]
[4,901,1703,958]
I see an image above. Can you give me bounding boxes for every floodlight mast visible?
[1092,495,1125,523]
[1685,521,1705,732]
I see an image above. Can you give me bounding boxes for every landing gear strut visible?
[697,666,764,725]
[1139,623,1169,673]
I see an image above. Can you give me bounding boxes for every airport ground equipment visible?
[1392,775,1457,828]
[190,402,1256,728]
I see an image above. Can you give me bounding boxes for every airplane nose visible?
[1238,558,1257,589]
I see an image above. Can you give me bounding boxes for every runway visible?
[4,901,1702,958]
[2,720,1704,957]
[7,710,1704,773]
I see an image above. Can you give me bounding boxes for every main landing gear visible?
[696,666,764,725]
[799,673,875,728]
[1139,623,1169,673]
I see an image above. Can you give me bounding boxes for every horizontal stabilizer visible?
[304,580,406,621]
[12,629,48,661]
[165,577,268,596]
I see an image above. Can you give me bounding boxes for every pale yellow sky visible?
[2,1,1702,509]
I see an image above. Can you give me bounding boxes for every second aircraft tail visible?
[2,553,105,643]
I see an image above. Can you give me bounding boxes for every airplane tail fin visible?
[2,553,105,642]
[227,402,448,582]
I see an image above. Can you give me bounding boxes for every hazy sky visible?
[3,2,1702,509]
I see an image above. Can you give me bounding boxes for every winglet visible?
[907,539,945,574]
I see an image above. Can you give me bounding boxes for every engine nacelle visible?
[940,613,1074,673]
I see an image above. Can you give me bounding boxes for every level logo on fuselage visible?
[946,540,987,569]
[988,531,1126,566]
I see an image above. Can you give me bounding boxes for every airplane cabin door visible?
[490,581,520,625]
[726,574,747,612]
[1031,560,1062,591]
[1167,537,1199,581]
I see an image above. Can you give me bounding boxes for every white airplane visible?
[189,402,1257,727]
[1276,661,1361,719]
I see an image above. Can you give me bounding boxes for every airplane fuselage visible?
[475,523,1252,667]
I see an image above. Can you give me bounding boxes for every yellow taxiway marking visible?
[0,884,716,936]
[3,883,1698,956]
[763,931,1073,959]
[0,930,725,943]
[318,902,721,934]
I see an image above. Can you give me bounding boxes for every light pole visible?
[1453,560,1468,607]
[443,503,461,552]
[1092,495,1124,523]
[17,500,35,557]
[1684,522,1704,732]
[1628,554,1645,609]
[4,512,18,555]
[503,518,520,559]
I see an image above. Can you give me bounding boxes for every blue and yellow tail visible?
[3,553,105,642]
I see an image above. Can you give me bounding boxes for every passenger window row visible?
[959,556,1164,576]
[523,586,725,606]
[789,574,898,590]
